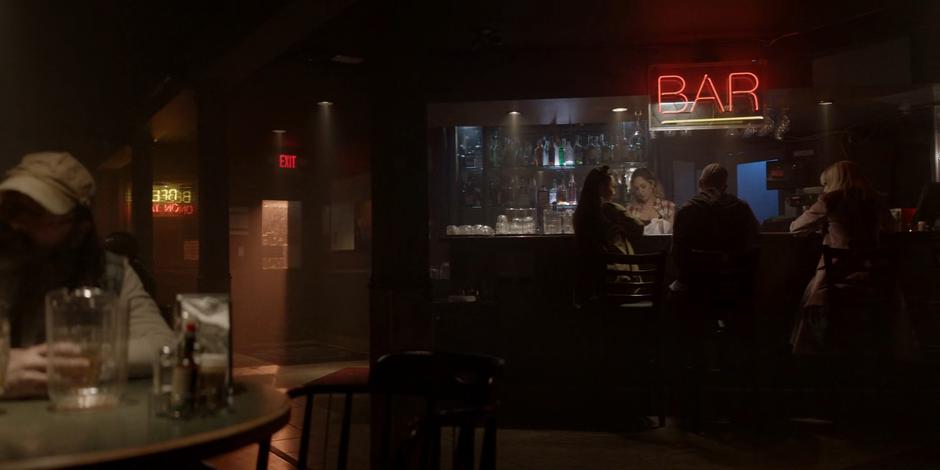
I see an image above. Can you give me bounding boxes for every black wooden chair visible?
[287,351,503,470]
[373,351,504,470]
[287,367,371,470]
[587,251,668,428]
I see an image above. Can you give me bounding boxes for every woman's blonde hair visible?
[820,160,868,194]
[629,167,665,201]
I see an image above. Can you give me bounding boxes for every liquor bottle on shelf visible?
[548,138,556,167]
[462,175,482,208]
[574,135,584,166]
[557,176,567,203]
[489,176,500,207]
[549,179,558,204]
[542,137,550,167]
[588,136,600,165]
[537,184,549,232]
[530,177,538,207]
[504,176,515,208]
[618,131,630,163]
[534,138,543,167]
[568,173,578,204]
[564,138,574,166]
[629,113,643,162]
[515,176,527,207]
[488,134,499,168]
[557,139,566,167]
[458,136,468,168]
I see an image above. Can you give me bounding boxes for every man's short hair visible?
[699,163,728,191]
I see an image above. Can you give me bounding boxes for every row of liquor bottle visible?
[459,165,638,210]
[490,173,580,208]
[459,131,644,170]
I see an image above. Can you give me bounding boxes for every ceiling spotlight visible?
[611,107,628,113]
[508,111,521,116]
[318,101,333,106]
[817,100,833,106]
[272,129,286,134]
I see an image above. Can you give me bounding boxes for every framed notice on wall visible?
[330,202,355,251]
[261,200,302,270]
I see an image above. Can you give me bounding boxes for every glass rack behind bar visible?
[452,120,649,233]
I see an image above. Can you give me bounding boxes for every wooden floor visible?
[204,350,940,470]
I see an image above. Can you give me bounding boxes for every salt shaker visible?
[151,345,174,417]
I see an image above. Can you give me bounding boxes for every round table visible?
[0,380,291,469]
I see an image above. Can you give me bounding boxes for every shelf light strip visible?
[660,116,764,125]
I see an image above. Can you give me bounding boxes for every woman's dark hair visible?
[103,231,140,259]
[574,166,611,254]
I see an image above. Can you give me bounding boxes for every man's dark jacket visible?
[673,190,759,283]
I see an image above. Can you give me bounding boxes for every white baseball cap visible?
[0,151,95,215]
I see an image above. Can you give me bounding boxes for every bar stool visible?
[674,248,759,432]
[588,250,668,428]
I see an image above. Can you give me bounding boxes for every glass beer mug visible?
[45,288,128,410]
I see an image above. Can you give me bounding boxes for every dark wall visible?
[225,58,371,354]
[843,108,934,208]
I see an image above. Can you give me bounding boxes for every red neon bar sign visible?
[279,153,297,169]
[657,72,759,114]
[650,61,765,130]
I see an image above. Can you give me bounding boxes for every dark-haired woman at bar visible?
[572,165,646,305]
[574,165,645,256]
[789,160,896,354]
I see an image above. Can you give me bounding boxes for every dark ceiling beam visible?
[193,0,358,92]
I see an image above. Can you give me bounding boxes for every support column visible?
[368,62,431,359]
[131,127,154,271]
[367,10,431,469]
[196,87,231,293]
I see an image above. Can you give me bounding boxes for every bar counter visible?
[432,231,940,422]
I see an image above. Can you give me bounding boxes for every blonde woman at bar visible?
[789,160,903,356]
[626,167,675,234]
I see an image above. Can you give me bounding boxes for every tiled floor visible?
[206,348,940,469]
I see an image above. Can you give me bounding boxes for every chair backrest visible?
[373,351,504,470]
[592,251,667,309]
[820,245,891,290]
[372,350,503,404]
[683,248,759,302]
[820,245,895,354]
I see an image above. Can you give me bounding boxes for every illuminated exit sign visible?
[649,61,766,131]
[279,153,297,169]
